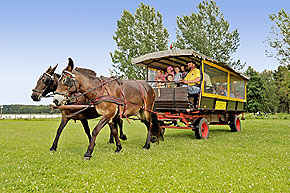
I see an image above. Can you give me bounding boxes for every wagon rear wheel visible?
[230,115,241,132]
[194,118,209,139]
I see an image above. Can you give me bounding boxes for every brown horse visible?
[31,65,127,151]
[53,58,160,160]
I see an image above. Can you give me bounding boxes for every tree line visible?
[1,105,53,114]
[245,65,290,114]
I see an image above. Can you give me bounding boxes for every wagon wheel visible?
[230,115,241,132]
[194,118,209,139]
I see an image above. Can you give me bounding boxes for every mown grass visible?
[0,118,290,192]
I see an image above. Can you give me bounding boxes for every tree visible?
[260,70,279,113]
[110,3,169,79]
[175,0,244,70]
[244,66,265,113]
[273,65,290,113]
[265,9,290,65]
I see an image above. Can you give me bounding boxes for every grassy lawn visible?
[0,118,290,192]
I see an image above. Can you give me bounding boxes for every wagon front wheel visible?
[230,115,241,132]
[194,118,209,139]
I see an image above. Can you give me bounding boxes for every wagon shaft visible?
[51,105,94,110]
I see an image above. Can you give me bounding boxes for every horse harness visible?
[57,70,148,120]
[32,72,55,98]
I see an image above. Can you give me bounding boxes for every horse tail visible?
[151,110,163,143]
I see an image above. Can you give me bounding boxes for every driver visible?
[181,60,201,94]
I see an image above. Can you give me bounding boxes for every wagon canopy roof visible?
[132,49,249,80]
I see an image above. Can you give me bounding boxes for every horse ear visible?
[49,63,58,74]
[67,58,74,72]
[46,66,52,73]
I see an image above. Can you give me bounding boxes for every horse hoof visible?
[115,145,122,153]
[120,135,128,141]
[142,144,150,150]
[49,147,56,152]
[150,136,157,143]
[84,153,92,160]
[83,156,91,161]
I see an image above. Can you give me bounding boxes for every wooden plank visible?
[237,102,245,111]
[52,105,94,110]
[227,101,236,110]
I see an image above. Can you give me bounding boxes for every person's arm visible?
[183,77,200,84]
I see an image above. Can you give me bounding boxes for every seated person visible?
[166,74,175,88]
[180,60,201,95]
[173,66,182,82]
[204,72,212,87]
[234,90,244,99]
[180,65,188,79]
[204,72,213,93]
[155,77,165,88]
[155,70,166,81]
[165,66,174,79]
[217,84,227,96]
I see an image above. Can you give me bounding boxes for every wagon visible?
[132,50,249,139]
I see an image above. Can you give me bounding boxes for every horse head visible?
[53,58,80,106]
[31,64,58,101]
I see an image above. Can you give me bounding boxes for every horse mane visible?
[75,67,97,77]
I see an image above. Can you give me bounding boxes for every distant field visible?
[0,118,289,192]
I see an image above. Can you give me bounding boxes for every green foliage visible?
[273,65,290,113]
[110,3,169,79]
[1,119,290,192]
[265,9,290,65]
[2,104,52,114]
[260,70,279,113]
[245,67,265,113]
[175,0,243,70]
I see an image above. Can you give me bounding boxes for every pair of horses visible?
[31,58,161,160]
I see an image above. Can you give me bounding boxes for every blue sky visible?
[0,0,289,105]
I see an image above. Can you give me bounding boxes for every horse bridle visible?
[32,72,54,98]
[54,70,78,99]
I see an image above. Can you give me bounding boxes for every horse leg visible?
[84,115,112,159]
[108,131,114,144]
[115,117,127,140]
[108,122,122,153]
[142,111,153,150]
[50,117,69,151]
[80,119,91,144]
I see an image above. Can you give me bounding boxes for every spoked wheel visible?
[230,115,241,132]
[194,118,209,139]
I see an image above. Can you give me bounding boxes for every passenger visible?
[155,70,166,81]
[165,66,174,79]
[166,74,174,88]
[234,90,244,99]
[156,77,165,88]
[181,61,201,95]
[180,65,188,79]
[217,84,227,96]
[173,66,182,82]
[204,72,212,87]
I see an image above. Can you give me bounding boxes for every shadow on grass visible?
[163,128,233,140]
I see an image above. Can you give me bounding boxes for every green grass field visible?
[0,117,290,192]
